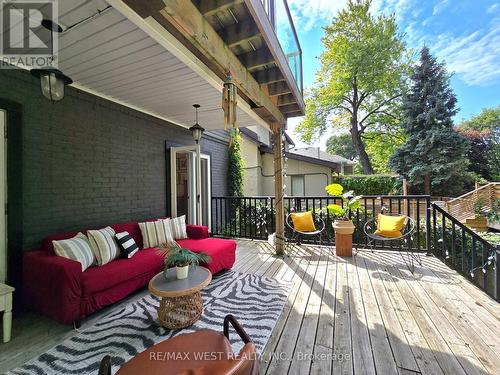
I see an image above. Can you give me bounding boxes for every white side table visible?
[0,283,14,343]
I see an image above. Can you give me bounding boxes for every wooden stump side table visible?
[148,267,211,330]
[0,283,14,343]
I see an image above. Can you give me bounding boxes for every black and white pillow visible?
[115,231,139,258]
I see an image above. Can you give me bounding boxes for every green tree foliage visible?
[332,174,401,195]
[296,0,409,174]
[389,47,469,196]
[227,129,245,197]
[458,106,500,181]
[326,133,357,160]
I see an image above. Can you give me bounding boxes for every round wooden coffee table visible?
[148,266,212,329]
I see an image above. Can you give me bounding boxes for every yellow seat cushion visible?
[374,214,406,238]
[291,212,316,232]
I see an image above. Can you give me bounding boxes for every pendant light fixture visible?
[222,70,237,130]
[189,104,205,144]
[30,20,72,102]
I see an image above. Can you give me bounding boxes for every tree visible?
[363,130,405,173]
[326,133,357,160]
[458,106,500,181]
[227,129,244,196]
[389,47,469,196]
[296,0,409,174]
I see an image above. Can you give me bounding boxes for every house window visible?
[291,175,305,196]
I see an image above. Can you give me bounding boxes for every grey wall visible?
[0,69,229,263]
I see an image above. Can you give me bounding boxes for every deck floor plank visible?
[1,241,499,375]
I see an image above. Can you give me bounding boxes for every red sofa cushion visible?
[81,248,163,296]
[177,238,236,275]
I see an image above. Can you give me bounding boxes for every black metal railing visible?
[431,203,499,300]
[211,195,431,253]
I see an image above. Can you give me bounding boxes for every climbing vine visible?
[227,128,245,197]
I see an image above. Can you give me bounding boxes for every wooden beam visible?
[158,0,284,124]
[236,47,274,70]
[252,67,283,85]
[199,0,244,17]
[268,81,292,96]
[271,121,285,256]
[277,93,296,106]
[279,103,300,114]
[221,20,260,47]
[285,111,304,118]
[244,0,305,114]
[123,0,164,18]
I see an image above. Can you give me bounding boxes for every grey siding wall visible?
[0,69,228,255]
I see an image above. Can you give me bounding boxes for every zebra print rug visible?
[8,271,290,375]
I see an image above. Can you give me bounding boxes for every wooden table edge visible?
[148,266,212,298]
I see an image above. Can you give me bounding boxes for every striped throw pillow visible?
[115,231,139,258]
[139,221,160,248]
[87,226,120,265]
[53,233,95,271]
[155,219,177,247]
[171,215,188,240]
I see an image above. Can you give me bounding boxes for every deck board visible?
[1,239,499,375]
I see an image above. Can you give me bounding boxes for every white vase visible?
[176,265,189,279]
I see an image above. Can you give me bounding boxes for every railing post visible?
[271,122,285,256]
[426,198,431,256]
[495,245,500,301]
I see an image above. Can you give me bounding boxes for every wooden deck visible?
[1,240,500,374]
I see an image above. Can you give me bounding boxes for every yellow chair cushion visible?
[291,212,316,232]
[374,214,406,238]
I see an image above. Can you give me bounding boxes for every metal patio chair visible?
[363,210,421,273]
[286,212,326,247]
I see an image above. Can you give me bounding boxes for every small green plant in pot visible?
[161,246,211,280]
[325,183,362,256]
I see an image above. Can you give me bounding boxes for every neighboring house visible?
[0,0,304,290]
[241,129,355,197]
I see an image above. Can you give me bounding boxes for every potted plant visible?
[325,183,362,256]
[159,246,211,280]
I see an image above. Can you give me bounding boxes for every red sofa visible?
[23,220,236,325]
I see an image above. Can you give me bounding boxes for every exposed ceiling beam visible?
[285,111,304,118]
[157,0,285,124]
[221,20,261,48]
[236,47,274,70]
[199,0,244,17]
[279,103,300,114]
[268,81,292,96]
[277,93,296,106]
[252,67,283,85]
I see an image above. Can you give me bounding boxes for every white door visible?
[0,110,6,283]
[170,146,211,228]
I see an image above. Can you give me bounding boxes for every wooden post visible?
[271,122,285,256]
[403,177,409,216]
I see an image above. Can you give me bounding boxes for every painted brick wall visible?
[0,69,229,250]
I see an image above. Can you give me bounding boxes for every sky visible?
[286,0,500,149]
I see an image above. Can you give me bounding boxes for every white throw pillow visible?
[155,219,177,247]
[170,215,188,240]
[139,221,160,248]
[87,226,120,265]
[53,232,95,271]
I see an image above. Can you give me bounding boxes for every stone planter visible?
[333,220,355,257]
[176,265,190,280]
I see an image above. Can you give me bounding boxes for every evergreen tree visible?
[227,129,245,197]
[389,47,469,196]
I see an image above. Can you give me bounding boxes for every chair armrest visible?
[186,225,209,239]
[223,314,252,344]
[23,251,83,324]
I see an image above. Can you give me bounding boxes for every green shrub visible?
[332,175,401,195]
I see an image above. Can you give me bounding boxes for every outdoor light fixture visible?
[30,20,73,102]
[31,67,73,102]
[222,70,237,129]
[189,104,205,144]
